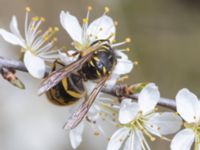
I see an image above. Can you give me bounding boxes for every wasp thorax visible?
[81,42,116,80]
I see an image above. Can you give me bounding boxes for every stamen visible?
[82,18,88,24]
[136,120,156,141]
[32,16,39,21]
[125,38,131,43]
[88,6,92,11]
[112,37,132,48]
[40,17,45,22]
[25,7,31,12]
[134,61,139,66]
[104,6,110,14]
[114,21,118,26]
[118,47,130,52]
[54,27,59,31]
[43,27,59,41]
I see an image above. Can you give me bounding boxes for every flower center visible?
[184,122,200,150]
[124,111,156,141]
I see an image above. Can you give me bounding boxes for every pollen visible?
[83,18,88,23]
[134,61,139,65]
[26,7,31,12]
[104,6,110,13]
[150,137,156,141]
[125,37,131,43]
[88,6,92,11]
[52,37,58,42]
[40,17,45,22]
[54,27,59,31]
[32,16,39,21]
[126,48,130,51]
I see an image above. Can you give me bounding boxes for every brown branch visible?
[102,85,176,111]
[0,57,27,72]
[0,57,177,110]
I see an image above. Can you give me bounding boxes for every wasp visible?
[38,39,117,129]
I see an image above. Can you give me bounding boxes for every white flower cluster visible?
[0,7,60,78]
[0,5,199,150]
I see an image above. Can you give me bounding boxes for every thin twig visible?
[0,57,27,72]
[102,85,176,110]
[0,57,177,110]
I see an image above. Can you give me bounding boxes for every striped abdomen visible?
[46,73,85,105]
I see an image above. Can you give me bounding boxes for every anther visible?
[104,6,110,13]
[32,16,39,21]
[40,17,45,22]
[54,27,59,32]
[83,18,88,23]
[125,37,131,43]
[26,7,31,12]
[88,6,92,11]
[134,61,139,65]
[114,21,118,26]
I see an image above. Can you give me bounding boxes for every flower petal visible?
[138,83,160,114]
[119,99,139,124]
[107,127,130,150]
[171,128,195,150]
[0,28,25,47]
[87,15,116,43]
[24,51,46,79]
[113,59,133,75]
[176,88,200,123]
[105,73,119,87]
[145,112,182,137]
[123,130,141,150]
[9,16,23,40]
[115,51,128,60]
[60,11,82,43]
[58,50,79,65]
[84,81,97,95]
[69,121,85,149]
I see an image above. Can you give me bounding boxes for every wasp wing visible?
[38,53,93,95]
[63,76,108,130]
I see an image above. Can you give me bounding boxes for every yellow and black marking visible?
[46,39,116,106]
[46,73,85,106]
[81,40,116,80]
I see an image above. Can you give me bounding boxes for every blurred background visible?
[0,0,200,149]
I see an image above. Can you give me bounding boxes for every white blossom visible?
[0,7,60,78]
[59,6,133,86]
[171,88,200,150]
[107,83,182,150]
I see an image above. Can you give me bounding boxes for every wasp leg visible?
[52,60,65,72]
